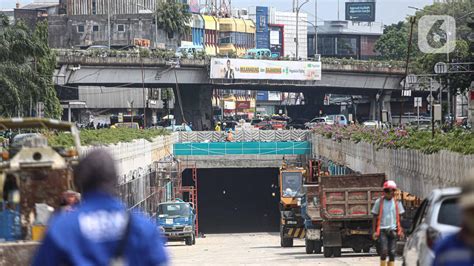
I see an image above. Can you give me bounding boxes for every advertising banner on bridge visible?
[210,58,321,81]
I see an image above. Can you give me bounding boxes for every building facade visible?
[272,11,307,59]
[308,20,383,60]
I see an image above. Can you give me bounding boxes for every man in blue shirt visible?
[372,180,405,266]
[433,171,474,266]
[32,149,169,266]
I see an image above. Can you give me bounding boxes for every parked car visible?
[403,187,462,266]
[407,119,432,130]
[305,117,331,129]
[362,121,390,129]
[326,114,348,126]
[166,124,192,132]
[286,118,309,129]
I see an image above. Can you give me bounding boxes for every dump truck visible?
[0,118,81,264]
[279,162,306,247]
[319,173,385,257]
[301,160,352,254]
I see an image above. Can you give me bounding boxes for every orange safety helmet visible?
[383,180,397,190]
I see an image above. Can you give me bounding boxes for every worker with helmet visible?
[215,122,221,132]
[371,180,405,266]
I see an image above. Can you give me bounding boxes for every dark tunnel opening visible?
[182,168,281,234]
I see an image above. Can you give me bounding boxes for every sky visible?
[1,0,435,25]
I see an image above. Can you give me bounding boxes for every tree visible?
[155,0,191,38]
[0,16,61,118]
[374,22,410,60]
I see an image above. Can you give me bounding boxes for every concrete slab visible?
[167,233,402,265]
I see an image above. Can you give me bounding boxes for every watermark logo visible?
[418,15,456,54]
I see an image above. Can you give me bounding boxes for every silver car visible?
[403,188,461,266]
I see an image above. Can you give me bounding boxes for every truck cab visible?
[279,167,305,247]
[156,200,196,245]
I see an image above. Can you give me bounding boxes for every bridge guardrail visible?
[178,130,311,143]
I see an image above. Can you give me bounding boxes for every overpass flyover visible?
[55,55,405,95]
[54,54,407,130]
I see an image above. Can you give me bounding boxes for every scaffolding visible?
[175,162,199,236]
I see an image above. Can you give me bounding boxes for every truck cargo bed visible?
[320,173,385,220]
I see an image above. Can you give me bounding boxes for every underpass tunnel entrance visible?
[182,168,280,234]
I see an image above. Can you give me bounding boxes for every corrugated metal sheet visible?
[79,86,147,108]
[68,0,157,15]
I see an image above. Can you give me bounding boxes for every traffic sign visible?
[427,94,434,103]
[414,97,422,107]
[402,90,412,97]
[434,62,448,74]
[406,74,417,84]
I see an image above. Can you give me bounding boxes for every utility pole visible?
[107,0,111,49]
[314,0,318,54]
[295,0,309,60]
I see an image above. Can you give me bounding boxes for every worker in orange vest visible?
[371,180,405,266]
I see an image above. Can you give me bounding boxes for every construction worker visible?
[226,130,234,142]
[372,180,405,266]
[433,169,474,266]
[32,149,168,266]
[215,122,221,131]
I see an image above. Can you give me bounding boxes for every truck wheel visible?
[185,236,193,246]
[333,247,342,257]
[323,247,333,258]
[281,237,293,247]
[305,239,315,254]
[352,248,362,253]
[192,234,196,245]
[314,241,322,254]
[280,226,293,247]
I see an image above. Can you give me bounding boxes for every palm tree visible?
[155,0,191,39]
[0,15,61,118]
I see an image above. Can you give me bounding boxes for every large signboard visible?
[256,6,269,49]
[210,58,321,81]
[345,2,376,22]
[269,24,284,56]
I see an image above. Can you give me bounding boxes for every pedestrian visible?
[215,122,221,132]
[32,149,168,266]
[226,130,234,142]
[372,180,405,266]
[433,170,474,266]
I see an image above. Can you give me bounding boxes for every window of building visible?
[92,0,97,15]
[93,25,99,32]
[117,24,125,32]
[77,25,85,33]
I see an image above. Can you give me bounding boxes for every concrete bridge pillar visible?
[302,91,325,118]
[382,91,392,123]
[173,85,213,131]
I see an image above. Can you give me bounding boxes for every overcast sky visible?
[1,0,434,25]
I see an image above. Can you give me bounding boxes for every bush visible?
[312,124,474,154]
[47,128,170,147]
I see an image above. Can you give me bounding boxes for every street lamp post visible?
[295,0,309,60]
[303,19,317,58]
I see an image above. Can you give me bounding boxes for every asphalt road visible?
[167,232,403,265]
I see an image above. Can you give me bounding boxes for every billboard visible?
[236,101,251,109]
[345,2,376,22]
[210,58,321,81]
[257,91,269,101]
[269,24,284,56]
[256,6,269,49]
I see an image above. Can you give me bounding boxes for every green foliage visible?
[155,0,191,37]
[313,124,474,155]
[375,22,410,60]
[47,128,170,147]
[0,16,61,118]
[374,1,473,93]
